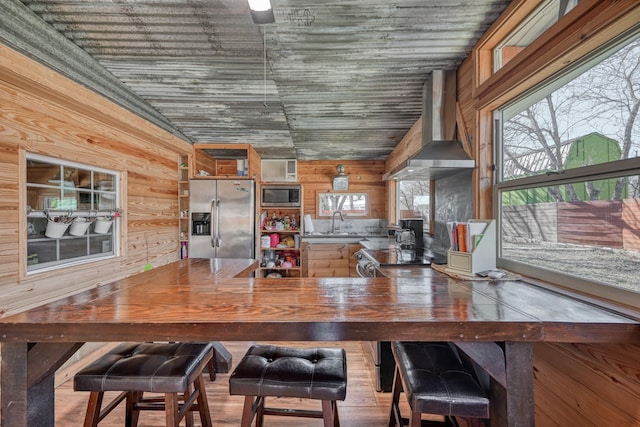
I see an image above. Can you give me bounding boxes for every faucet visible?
[331,211,344,234]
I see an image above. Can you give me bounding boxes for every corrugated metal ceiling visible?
[12,0,510,160]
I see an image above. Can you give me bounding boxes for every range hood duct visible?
[383,70,474,181]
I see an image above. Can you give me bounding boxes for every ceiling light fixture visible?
[248,0,275,24]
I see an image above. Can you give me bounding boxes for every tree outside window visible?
[497,34,640,298]
[397,180,430,229]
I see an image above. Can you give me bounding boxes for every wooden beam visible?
[27,342,85,387]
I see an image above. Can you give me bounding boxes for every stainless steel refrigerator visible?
[189,180,255,258]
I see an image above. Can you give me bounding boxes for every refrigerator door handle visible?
[214,199,221,247]
[210,200,217,247]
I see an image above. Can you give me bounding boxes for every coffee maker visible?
[399,218,424,252]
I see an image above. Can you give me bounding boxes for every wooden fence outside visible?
[502,199,640,251]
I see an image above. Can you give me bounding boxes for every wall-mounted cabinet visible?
[193,143,261,180]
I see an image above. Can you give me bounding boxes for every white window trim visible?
[25,153,121,274]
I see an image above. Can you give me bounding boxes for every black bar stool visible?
[229,344,347,427]
[74,342,214,427]
[388,341,490,427]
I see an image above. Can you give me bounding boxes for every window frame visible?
[25,152,121,274]
[493,27,640,306]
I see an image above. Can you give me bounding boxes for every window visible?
[26,153,120,272]
[397,180,430,229]
[318,193,368,216]
[494,0,580,71]
[495,30,640,302]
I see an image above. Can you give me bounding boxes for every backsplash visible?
[304,218,388,235]
[433,169,473,253]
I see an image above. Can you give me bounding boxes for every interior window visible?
[397,180,430,230]
[495,31,640,301]
[26,153,120,272]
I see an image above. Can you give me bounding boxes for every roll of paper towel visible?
[303,214,314,233]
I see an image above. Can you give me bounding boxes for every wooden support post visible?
[2,342,29,427]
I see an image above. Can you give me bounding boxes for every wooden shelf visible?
[258,204,302,277]
[178,154,191,259]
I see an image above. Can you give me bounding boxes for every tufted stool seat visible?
[74,342,214,427]
[229,344,347,427]
[388,342,490,427]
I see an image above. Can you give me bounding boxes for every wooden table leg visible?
[1,342,84,427]
[455,341,534,427]
[502,342,534,427]
[1,342,29,427]
[491,342,536,427]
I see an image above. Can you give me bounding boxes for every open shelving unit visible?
[258,206,303,278]
[178,154,191,259]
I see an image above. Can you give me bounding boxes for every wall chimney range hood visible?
[383,70,475,181]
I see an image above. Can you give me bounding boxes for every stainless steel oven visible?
[363,341,395,392]
[353,249,394,391]
[354,249,384,277]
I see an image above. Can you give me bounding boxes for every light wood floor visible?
[55,341,419,426]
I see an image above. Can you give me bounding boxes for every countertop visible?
[378,264,435,278]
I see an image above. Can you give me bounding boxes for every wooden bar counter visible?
[1,258,639,426]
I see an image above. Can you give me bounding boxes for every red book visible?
[457,223,467,252]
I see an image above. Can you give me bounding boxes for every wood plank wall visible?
[0,44,192,317]
[454,2,640,425]
[297,160,387,219]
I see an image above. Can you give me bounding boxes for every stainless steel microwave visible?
[261,184,301,207]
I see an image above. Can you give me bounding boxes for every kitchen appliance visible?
[261,184,301,207]
[383,70,475,181]
[354,248,437,276]
[364,341,395,392]
[354,250,384,278]
[399,218,424,251]
[395,229,415,248]
[354,242,446,392]
[189,179,255,258]
[354,248,395,393]
[261,159,297,182]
